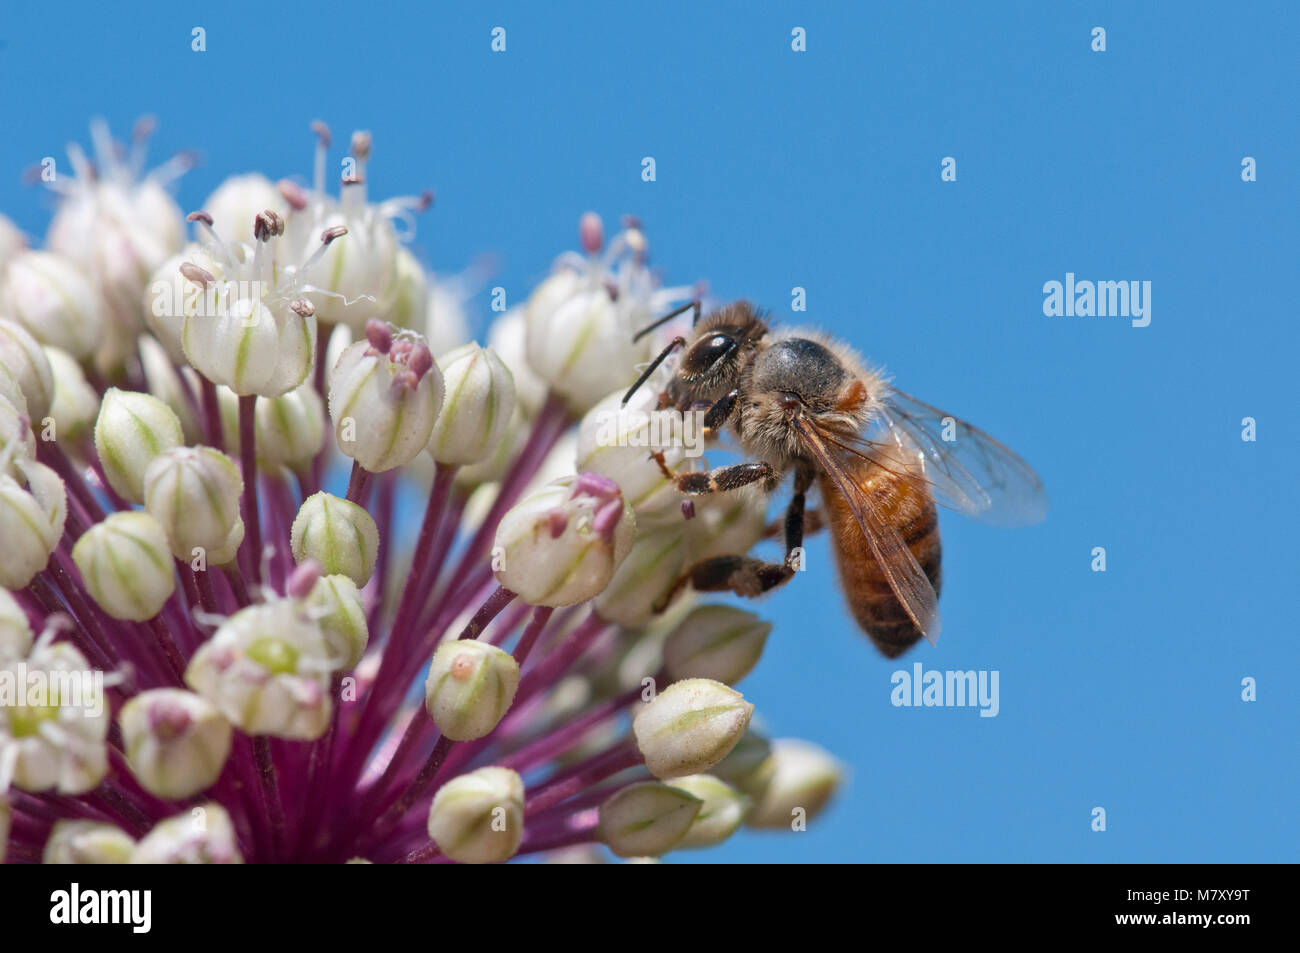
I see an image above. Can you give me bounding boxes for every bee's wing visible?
[871,386,1049,528]
[792,414,941,646]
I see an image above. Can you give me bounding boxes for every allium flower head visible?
[0,128,844,865]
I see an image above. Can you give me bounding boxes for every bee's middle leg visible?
[657,474,810,609]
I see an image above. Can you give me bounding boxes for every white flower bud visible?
[0,251,103,359]
[594,523,686,628]
[427,344,517,466]
[524,270,581,340]
[120,689,233,800]
[597,781,703,858]
[324,322,353,392]
[744,739,844,829]
[290,491,379,586]
[203,173,285,244]
[0,641,108,794]
[576,388,693,530]
[632,678,754,779]
[43,347,99,443]
[0,458,67,590]
[254,382,325,472]
[453,405,523,490]
[0,319,54,421]
[181,280,317,398]
[709,731,774,794]
[424,640,521,741]
[137,337,202,442]
[487,307,548,415]
[328,325,443,472]
[94,387,184,504]
[72,512,176,621]
[144,244,226,363]
[48,175,183,375]
[43,820,136,864]
[0,587,33,662]
[288,208,399,334]
[426,766,524,864]
[425,276,472,357]
[525,283,640,415]
[665,774,751,848]
[492,473,636,607]
[212,383,241,451]
[381,244,429,331]
[131,803,244,864]
[185,599,334,739]
[663,606,771,685]
[143,446,243,563]
[304,573,368,670]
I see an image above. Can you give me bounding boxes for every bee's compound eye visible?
[694,334,734,367]
[681,330,739,379]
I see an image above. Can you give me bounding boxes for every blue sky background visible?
[2,1,1296,862]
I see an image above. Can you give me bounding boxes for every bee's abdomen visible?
[820,465,942,658]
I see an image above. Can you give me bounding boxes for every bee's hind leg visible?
[654,554,795,611]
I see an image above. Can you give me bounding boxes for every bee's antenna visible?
[622,336,686,406]
[632,299,701,343]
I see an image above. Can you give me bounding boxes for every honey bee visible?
[623,300,1047,657]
